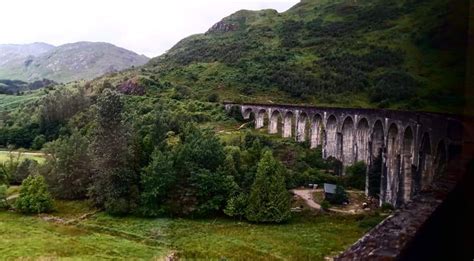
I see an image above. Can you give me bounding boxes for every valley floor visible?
[0,200,384,260]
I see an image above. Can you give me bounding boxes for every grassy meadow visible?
[0,150,46,164]
[0,92,45,112]
[0,200,384,260]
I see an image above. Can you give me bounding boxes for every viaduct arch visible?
[224,102,463,207]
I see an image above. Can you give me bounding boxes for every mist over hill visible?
[0,42,149,83]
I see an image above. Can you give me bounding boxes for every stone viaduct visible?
[224,102,464,208]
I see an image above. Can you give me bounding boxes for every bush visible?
[326,186,349,205]
[321,200,331,211]
[224,192,248,219]
[11,159,38,185]
[296,169,341,188]
[0,185,8,209]
[31,135,47,150]
[344,161,367,190]
[207,93,219,102]
[381,203,395,211]
[0,165,9,186]
[15,175,54,214]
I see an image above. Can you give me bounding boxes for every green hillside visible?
[0,91,45,112]
[101,0,466,113]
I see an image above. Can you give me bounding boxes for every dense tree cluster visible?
[9,89,325,222]
[0,79,56,95]
[0,87,89,149]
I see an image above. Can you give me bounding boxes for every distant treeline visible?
[0,79,57,95]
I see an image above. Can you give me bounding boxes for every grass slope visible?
[0,92,45,112]
[93,0,466,113]
[0,212,167,260]
[0,200,384,260]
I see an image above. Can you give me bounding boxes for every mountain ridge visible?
[0,41,149,83]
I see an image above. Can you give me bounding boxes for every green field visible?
[0,200,384,260]
[0,92,45,112]
[0,150,46,164]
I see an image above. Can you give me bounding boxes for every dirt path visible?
[6,194,19,202]
[292,189,321,210]
[292,189,361,214]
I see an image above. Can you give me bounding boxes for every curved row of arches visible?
[238,106,450,207]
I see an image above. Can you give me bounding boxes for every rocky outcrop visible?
[206,20,240,34]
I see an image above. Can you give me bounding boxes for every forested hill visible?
[103,0,466,113]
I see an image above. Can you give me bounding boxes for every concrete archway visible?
[310,114,323,148]
[371,120,385,158]
[400,126,414,205]
[326,115,338,158]
[283,111,294,138]
[255,109,267,129]
[433,140,447,181]
[342,116,355,166]
[368,120,384,198]
[243,108,256,128]
[417,133,432,192]
[243,108,254,120]
[297,112,309,142]
[386,123,400,205]
[356,118,370,163]
[269,110,282,134]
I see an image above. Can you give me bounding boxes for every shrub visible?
[11,159,38,185]
[327,186,349,205]
[321,200,331,211]
[344,161,367,190]
[15,175,54,214]
[224,192,248,219]
[381,203,395,211]
[207,93,219,102]
[0,165,9,186]
[31,135,47,150]
[0,185,8,209]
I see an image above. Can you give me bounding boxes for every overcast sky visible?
[0,0,298,57]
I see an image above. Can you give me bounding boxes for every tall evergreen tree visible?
[246,150,291,223]
[88,89,138,215]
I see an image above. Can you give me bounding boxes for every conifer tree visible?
[88,89,138,215]
[246,150,291,223]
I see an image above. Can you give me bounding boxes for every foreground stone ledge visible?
[334,177,455,260]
